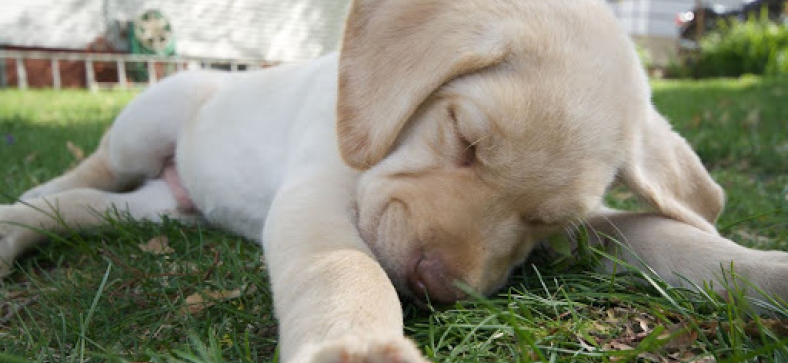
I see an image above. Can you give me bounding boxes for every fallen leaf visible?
[181,285,256,315]
[603,341,635,362]
[690,114,703,128]
[66,141,85,161]
[701,318,788,337]
[636,351,663,362]
[734,230,773,245]
[183,293,207,314]
[24,153,37,163]
[603,341,634,351]
[660,322,698,351]
[635,316,652,334]
[719,111,730,124]
[577,337,596,351]
[138,236,174,255]
[696,358,717,363]
[743,108,761,127]
[610,190,635,202]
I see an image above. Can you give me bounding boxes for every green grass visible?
[0,77,787,362]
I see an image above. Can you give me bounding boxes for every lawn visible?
[0,77,786,363]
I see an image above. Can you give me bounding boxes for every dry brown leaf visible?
[636,351,664,362]
[719,111,730,124]
[701,319,788,337]
[744,108,761,127]
[24,152,37,163]
[635,317,652,334]
[690,114,702,128]
[603,341,634,351]
[66,141,85,161]
[660,323,699,351]
[605,308,619,323]
[734,230,773,245]
[577,337,596,352]
[610,190,635,202]
[603,341,635,362]
[690,357,717,363]
[183,293,207,314]
[138,236,174,255]
[181,285,256,315]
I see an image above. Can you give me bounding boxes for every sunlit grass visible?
[1,76,787,362]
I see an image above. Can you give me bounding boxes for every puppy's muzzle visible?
[408,255,467,304]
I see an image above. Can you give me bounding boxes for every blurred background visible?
[0,0,786,89]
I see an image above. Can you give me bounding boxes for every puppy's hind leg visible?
[0,180,196,275]
[20,132,127,200]
[20,71,220,201]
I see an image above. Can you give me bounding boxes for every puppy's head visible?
[339,0,724,304]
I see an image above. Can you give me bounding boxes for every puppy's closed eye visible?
[448,106,478,168]
[458,140,477,168]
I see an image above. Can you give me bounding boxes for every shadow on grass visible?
[1,114,110,201]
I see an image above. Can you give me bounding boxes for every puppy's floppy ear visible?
[620,107,725,234]
[337,0,509,169]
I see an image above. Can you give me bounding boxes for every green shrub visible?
[689,16,788,78]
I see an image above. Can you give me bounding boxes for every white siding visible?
[3,0,748,62]
[608,0,745,38]
[106,0,349,61]
[1,0,104,50]
[0,0,350,62]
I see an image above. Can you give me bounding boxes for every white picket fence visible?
[0,50,277,90]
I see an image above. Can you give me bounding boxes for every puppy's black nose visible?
[408,256,466,304]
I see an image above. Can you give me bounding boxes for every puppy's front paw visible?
[290,337,430,363]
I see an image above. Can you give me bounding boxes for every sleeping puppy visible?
[1,0,786,361]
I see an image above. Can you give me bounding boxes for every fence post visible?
[148,60,157,85]
[51,58,61,89]
[15,57,27,90]
[0,55,7,87]
[117,60,127,89]
[0,51,270,90]
[85,59,96,91]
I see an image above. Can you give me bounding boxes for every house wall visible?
[4,1,752,68]
[607,0,745,65]
[1,0,350,62]
[105,0,350,61]
[1,0,104,51]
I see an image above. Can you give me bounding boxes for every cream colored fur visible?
[0,0,786,361]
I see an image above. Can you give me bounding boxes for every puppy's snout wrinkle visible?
[408,255,467,304]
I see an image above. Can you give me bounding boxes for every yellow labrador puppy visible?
[1,0,786,361]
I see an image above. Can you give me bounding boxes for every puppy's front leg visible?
[585,209,788,304]
[263,170,428,363]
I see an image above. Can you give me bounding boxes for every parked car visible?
[676,0,786,52]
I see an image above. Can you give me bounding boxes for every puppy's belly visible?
[175,117,288,241]
[177,142,284,240]
[171,53,339,241]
